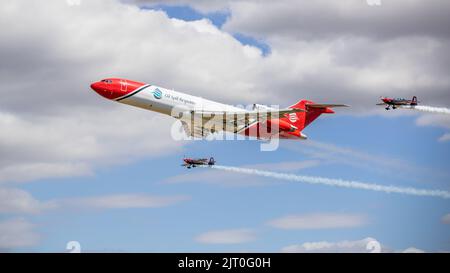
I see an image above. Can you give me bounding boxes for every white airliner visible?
[91,78,348,139]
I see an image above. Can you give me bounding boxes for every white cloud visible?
[438,133,450,142]
[402,247,425,253]
[0,188,189,250]
[281,237,427,253]
[416,114,450,130]
[415,114,450,142]
[0,188,56,214]
[0,218,40,250]
[0,0,261,183]
[0,187,189,214]
[281,237,378,253]
[268,213,367,230]
[441,213,450,225]
[129,0,450,133]
[195,228,256,244]
[222,0,450,40]
[59,194,190,209]
[0,108,182,183]
[0,162,92,184]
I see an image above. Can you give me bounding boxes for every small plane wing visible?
[376,103,387,105]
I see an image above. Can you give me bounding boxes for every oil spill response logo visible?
[289,113,298,123]
[153,88,162,99]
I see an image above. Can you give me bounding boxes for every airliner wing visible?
[179,108,304,138]
[181,120,213,138]
[190,108,304,122]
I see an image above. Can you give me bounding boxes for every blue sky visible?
[1,1,450,253]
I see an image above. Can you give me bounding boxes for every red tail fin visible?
[286,100,335,131]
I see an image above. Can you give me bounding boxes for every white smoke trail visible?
[401,105,450,115]
[209,165,450,199]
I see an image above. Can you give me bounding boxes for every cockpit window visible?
[101,79,113,83]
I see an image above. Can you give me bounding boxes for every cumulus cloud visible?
[441,213,450,225]
[438,133,450,142]
[0,186,189,214]
[281,237,378,253]
[130,0,450,132]
[415,114,450,142]
[0,218,40,250]
[0,188,56,214]
[222,0,450,41]
[0,109,183,183]
[402,247,425,253]
[0,187,189,250]
[268,213,367,230]
[195,228,256,244]
[0,0,264,183]
[416,114,450,129]
[0,109,184,183]
[282,237,426,253]
[59,194,190,209]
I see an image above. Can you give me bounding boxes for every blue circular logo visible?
[153,88,162,99]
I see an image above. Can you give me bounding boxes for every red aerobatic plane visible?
[377,96,418,110]
[182,157,215,169]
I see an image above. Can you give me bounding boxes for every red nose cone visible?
[90,82,102,93]
[90,81,114,99]
[90,79,146,100]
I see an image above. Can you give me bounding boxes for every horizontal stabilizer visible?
[306,103,350,108]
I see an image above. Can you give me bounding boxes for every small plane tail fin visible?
[287,100,348,130]
[411,96,418,105]
[208,157,215,165]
